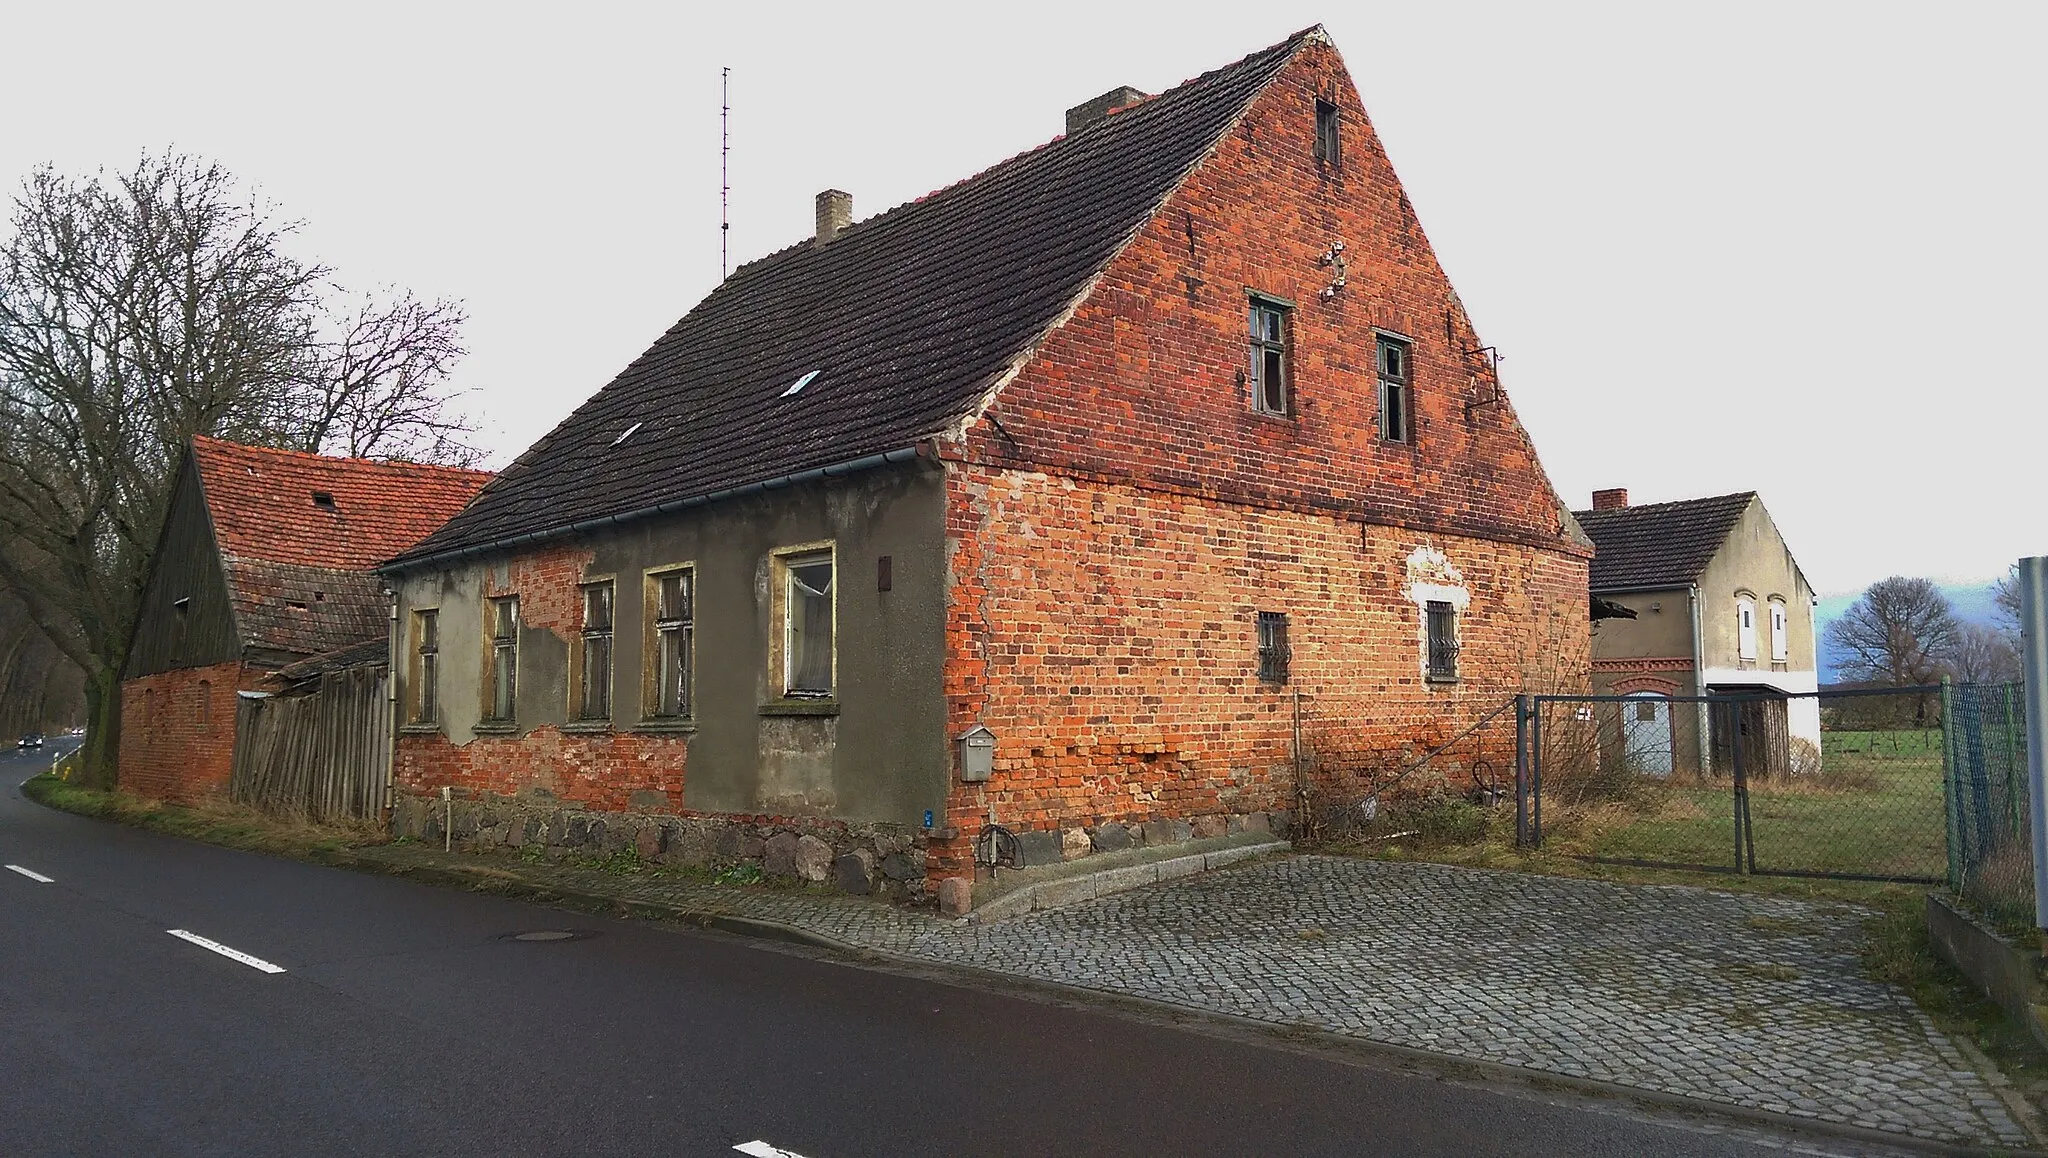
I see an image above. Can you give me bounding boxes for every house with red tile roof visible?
[119,436,490,805]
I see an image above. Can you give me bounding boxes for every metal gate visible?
[1513,684,1962,884]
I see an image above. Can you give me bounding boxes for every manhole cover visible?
[503,930,591,942]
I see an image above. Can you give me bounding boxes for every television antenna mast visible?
[721,67,731,279]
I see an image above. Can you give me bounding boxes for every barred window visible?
[652,569,694,718]
[1257,611,1291,683]
[1249,298,1290,417]
[412,609,439,725]
[579,582,613,720]
[486,596,519,722]
[1426,600,1459,680]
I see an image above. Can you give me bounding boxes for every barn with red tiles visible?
[120,437,491,804]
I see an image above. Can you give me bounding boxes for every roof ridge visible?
[1572,490,1757,518]
[191,434,494,480]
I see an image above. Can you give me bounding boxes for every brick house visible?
[119,437,490,803]
[1573,488,1818,775]
[379,27,1592,909]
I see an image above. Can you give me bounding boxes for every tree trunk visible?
[76,666,121,790]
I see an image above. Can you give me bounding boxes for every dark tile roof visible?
[190,437,492,658]
[1571,492,1757,592]
[388,29,1321,569]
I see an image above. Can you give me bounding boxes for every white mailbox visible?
[957,725,996,783]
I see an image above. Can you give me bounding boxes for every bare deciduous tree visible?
[0,152,480,787]
[1824,576,1959,688]
[1947,621,2022,684]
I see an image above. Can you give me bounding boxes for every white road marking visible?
[734,1143,811,1158]
[165,929,286,974]
[5,864,54,883]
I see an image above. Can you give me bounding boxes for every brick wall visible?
[926,42,1592,876]
[932,467,1588,873]
[118,660,250,803]
[395,726,684,813]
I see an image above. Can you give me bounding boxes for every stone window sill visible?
[398,723,442,736]
[630,718,698,734]
[472,720,519,735]
[759,699,840,717]
[1426,675,1461,686]
[559,720,613,735]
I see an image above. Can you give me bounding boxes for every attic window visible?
[286,600,309,611]
[611,421,644,447]
[1314,100,1341,166]
[312,491,336,510]
[780,370,821,398]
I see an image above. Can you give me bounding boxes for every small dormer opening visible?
[312,491,337,510]
[1314,99,1341,167]
[287,599,309,611]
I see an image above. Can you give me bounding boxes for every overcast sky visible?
[6,1,2041,595]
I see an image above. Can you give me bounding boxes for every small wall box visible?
[957,725,995,783]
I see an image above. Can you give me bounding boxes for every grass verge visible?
[20,774,386,863]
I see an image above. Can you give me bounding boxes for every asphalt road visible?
[0,747,1888,1157]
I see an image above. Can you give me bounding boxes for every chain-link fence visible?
[1527,686,1950,883]
[1945,680,2031,930]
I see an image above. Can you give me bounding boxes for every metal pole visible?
[1731,704,1750,874]
[2016,556,2048,939]
[1515,694,1530,847]
[1529,701,1543,846]
[1942,675,1962,889]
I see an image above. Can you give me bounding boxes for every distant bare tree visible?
[1947,621,2022,684]
[1992,563,2021,643]
[1824,576,1959,688]
[0,152,478,787]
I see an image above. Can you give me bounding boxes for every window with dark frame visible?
[783,552,834,697]
[652,569,694,718]
[1257,611,1291,683]
[579,582,614,720]
[486,596,519,722]
[1249,299,1290,416]
[413,609,439,725]
[1377,334,1412,443]
[1314,99,1341,166]
[1425,600,1459,680]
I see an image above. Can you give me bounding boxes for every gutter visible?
[377,445,926,575]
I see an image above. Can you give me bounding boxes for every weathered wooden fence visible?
[230,666,390,822]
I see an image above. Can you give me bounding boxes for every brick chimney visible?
[1065,86,1149,134]
[1591,488,1630,511]
[815,189,852,244]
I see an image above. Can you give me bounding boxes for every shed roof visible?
[1571,492,1757,592]
[387,28,1321,569]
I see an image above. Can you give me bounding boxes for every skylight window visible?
[610,421,644,447]
[781,371,821,398]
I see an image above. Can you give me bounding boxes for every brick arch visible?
[1612,676,1680,697]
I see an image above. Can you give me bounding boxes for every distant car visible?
[17,733,45,750]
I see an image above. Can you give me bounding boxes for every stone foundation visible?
[389,791,931,903]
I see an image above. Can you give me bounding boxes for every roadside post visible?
[2018,556,2048,951]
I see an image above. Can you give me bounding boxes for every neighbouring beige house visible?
[1573,489,1818,776]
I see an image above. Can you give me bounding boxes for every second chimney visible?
[815,189,852,244]
[1065,86,1150,135]
[1591,488,1630,511]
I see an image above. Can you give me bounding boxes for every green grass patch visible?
[20,774,385,862]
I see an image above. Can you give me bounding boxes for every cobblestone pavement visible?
[357,846,2027,1149]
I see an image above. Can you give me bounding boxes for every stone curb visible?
[967,840,1291,922]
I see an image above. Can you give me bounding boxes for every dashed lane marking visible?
[166,929,286,974]
[5,864,54,883]
[734,1142,811,1158]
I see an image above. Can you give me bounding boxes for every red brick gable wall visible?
[118,661,250,803]
[926,42,1592,881]
[949,40,1580,557]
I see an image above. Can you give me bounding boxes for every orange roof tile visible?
[191,436,492,571]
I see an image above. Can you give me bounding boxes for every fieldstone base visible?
[389,791,929,902]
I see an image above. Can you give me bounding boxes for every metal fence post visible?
[1529,699,1543,847]
[1731,705,1750,874]
[1514,694,1530,847]
[2018,556,2048,939]
[1941,676,1962,890]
